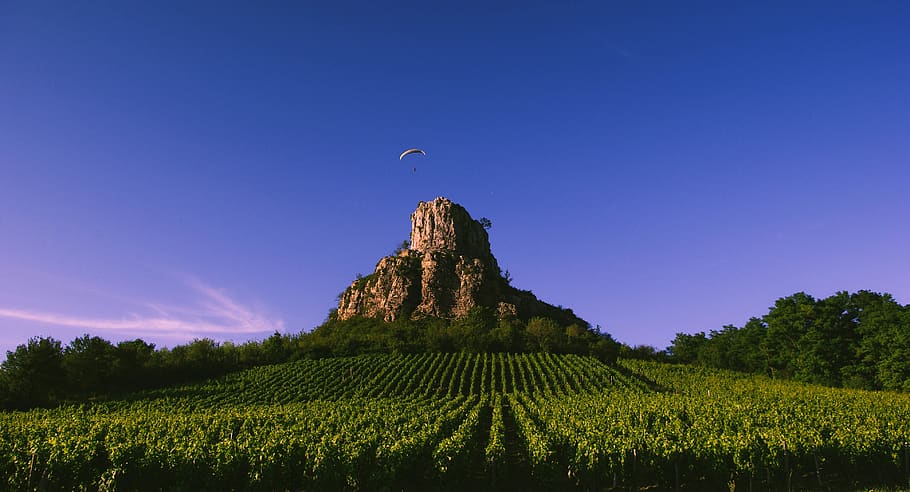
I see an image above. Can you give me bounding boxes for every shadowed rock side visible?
[336,197,587,327]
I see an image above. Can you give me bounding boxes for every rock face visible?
[336,197,587,327]
[410,199,493,260]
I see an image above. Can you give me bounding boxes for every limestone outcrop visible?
[335,197,587,327]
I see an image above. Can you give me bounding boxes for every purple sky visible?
[1,2,908,357]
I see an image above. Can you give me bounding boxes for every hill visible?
[0,197,618,409]
[3,354,910,490]
[335,197,588,327]
[3,197,910,490]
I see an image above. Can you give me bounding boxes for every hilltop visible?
[336,197,587,327]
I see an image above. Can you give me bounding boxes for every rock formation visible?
[336,197,588,327]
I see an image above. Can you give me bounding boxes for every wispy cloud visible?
[0,276,284,339]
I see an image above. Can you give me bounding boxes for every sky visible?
[1,1,908,357]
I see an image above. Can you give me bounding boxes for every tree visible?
[261,331,292,364]
[489,317,523,352]
[63,334,116,396]
[112,339,156,391]
[668,332,708,364]
[761,292,817,379]
[842,291,905,390]
[526,317,565,352]
[619,344,666,361]
[451,307,496,352]
[184,338,227,376]
[590,332,620,364]
[1,337,65,408]
[876,309,910,392]
[666,290,910,391]
[478,217,492,230]
[794,291,859,386]
[423,318,455,352]
[734,317,769,373]
[393,240,410,255]
[854,292,910,391]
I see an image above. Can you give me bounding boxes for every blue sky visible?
[1,1,908,356]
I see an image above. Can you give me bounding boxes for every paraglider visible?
[399,148,426,160]
[399,148,426,173]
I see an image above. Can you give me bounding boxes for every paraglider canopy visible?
[399,148,426,160]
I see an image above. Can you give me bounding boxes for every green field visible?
[2,353,910,490]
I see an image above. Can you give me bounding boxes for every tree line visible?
[0,307,619,409]
[667,290,910,391]
[0,333,299,410]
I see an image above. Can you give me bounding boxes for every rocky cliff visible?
[336,197,587,327]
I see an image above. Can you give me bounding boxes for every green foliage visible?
[619,343,668,361]
[63,335,116,396]
[513,359,910,489]
[110,339,156,392]
[526,317,564,352]
[485,393,506,467]
[306,309,619,361]
[0,332,319,410]
[449,307,497,351]
[1,337,65,408]
[668,331,708,363]
[668,290,910,392]
[393,239,410,255]
[2,354,910,489]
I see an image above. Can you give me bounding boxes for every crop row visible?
[5,356,910,489]
[122,353,634,410]
[509,361,910,489]
[0,396,485,490]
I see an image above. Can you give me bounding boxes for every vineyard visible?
[2,354,910,490]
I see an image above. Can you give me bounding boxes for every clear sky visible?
[1,2,908,357]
